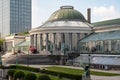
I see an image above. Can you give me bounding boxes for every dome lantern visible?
[60,6,74,9]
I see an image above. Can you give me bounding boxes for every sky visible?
[32,0,120,28]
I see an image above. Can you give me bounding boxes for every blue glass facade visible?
[0,0,31,37]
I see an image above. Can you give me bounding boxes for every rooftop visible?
[47,6,86,22]
[92,18,120,27]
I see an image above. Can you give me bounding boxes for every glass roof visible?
[80,30,120,42]
[16,41,30,47]
[75,55,120,65]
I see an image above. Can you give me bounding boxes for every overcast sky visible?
[32,0,120,28]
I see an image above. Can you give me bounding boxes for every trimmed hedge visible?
[7,69,16,77]
[38,74,51,80]
[24,72,37,80]
[14,71,25,79]
[8,65,82,80]
[9,65,40,72]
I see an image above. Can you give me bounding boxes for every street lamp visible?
[88,54,91,79]
[83,54,91,80]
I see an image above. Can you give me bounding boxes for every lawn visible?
[43,66,120,76]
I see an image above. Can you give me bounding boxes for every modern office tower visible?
[0,0,31,38]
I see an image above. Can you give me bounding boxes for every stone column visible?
[77,33,80,41]
[39,33,42,51]
[46,33,49,51]
[34,34,37,49]
[53,33,56,51]
[77,33,80,51]
[69,33,72,51]
[30,34,34,46]
[33,34,36,47]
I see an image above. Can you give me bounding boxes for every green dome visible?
[47,6,86,22]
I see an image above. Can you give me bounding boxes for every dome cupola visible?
[47,6,86,22]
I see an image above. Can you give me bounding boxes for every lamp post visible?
[87,54,91,80]
[83,54,91,80]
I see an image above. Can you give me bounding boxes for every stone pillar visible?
[69,33,72,51]
[30,35,34,46]
[39,33,42,51]
[34,34,37,49]
[46,33,49,51]
[77,33,80,41]
[77,33,80,51]
[53,33,56,51]
[33,34,36,47]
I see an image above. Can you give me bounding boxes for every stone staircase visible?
[3,54,56,65]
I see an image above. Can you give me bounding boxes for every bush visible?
[24,73,36,80]
[9,65,17,69]
[14,71,25,79]
[9,65,40,72]
[7,69,16,77]
[38,75,51,80]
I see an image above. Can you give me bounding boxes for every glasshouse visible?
[79,18,120,53]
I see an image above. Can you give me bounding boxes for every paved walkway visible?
[91,75,120,80]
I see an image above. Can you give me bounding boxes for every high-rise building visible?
[0,0,31,37]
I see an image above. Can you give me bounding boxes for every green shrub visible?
[24,73,36,80]
[7,69,16,77]
[38,75,51,80]
[9,65,40,72]
[14,71,25,79]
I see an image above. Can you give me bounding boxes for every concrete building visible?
[0,0,31,38]
[4,35,25,53]
[29,6,92,55]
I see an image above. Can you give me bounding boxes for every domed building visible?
[29,6,92,55]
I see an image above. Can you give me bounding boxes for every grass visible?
[43,66,120,76]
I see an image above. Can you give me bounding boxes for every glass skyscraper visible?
[0,0,31,37]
